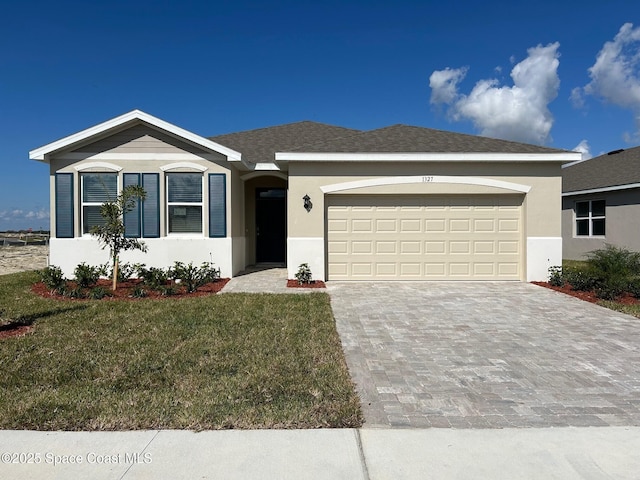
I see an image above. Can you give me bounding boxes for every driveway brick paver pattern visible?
[328,282,640,428]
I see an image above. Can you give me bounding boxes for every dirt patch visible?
[0,245,48,275]
[286,280,326,289]
[32,278,230,301]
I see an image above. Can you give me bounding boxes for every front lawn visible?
[0,272,362,430]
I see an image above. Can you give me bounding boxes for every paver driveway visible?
[328,282,640,428]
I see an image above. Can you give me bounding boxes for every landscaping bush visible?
[64,285,85,299]
[586,245,640,279]
[548,266,564,287]
[73,262,102,288]
[130,286,147,298]
[89,286,110,300]
[563,265,598,292]
[627,278,640,299]
[136,266,171,291]
[104,262,137,282]
[556,246,640,300]
[595,274,629,301]
[295,263,313,284]
[171,261,221,293]
[39,266,67,294]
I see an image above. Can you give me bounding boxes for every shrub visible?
[171,261,220,293]
[595,275,629,301]
[295,263,313,284]
[548,266,564,287]
[74,262,101,288]
[64,286,85,299]
[563,266,598,292]
[104,262,137,282]
[627,278,640,299]
[137,266,170,291]
[39,266,67,294]
[586,245,640,279]
[89,286,110,300]
[130,286,147,298]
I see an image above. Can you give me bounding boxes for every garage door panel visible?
[425,241,446,254]
[426,219,446,232]
[328,240,348,254]
[375,219,397,232]
[327,195,522,280]
[352,241,373,254]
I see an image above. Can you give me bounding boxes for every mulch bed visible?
[286,280,326,289]
[31,278,230,301]
[0,323,34,340]
[532,281,640,305]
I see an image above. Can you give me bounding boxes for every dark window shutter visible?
[55,173,74,238]
[208,174,226,238]
[142,173,160,238]
[123,173,141,238]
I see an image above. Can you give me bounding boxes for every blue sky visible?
[1,0,639,230]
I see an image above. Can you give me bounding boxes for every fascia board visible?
[275,152,581,162]
[29,109,242,163]
[562,183,640,196]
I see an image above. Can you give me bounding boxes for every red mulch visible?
[286,279,326,289]
[31,278,230,301]
[0,323,34,340]
[532,281,640,305]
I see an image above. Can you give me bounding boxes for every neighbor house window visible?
[167,173,203,233]
[81,173,117,234]
[575,199,605,237]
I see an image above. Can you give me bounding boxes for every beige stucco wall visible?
[287,161,563,239]
[562,188,640,260]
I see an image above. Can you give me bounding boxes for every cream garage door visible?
[327,195,523,280]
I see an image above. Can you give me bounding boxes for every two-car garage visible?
[326,194,524,281]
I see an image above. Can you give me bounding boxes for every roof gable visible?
[29,110,242,163]
[563,146,640,193]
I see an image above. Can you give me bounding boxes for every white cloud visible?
[0,209,49,221]
[577,23,640,137]
[429,67,468,105]
[572,140,592,160]
[429,43,561,145]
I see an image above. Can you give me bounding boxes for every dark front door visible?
[256,188,286,263]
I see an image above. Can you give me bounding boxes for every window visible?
[81,173,117,234]
[167,173,203,233]
[575,199,605,237]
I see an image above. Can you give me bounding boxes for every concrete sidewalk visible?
[1,427,638,479]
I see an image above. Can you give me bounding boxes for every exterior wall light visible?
[303,194,312,212]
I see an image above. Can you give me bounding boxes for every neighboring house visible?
[562,146,640,260]
[30,110,580,282]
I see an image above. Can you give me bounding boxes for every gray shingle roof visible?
[289,124,568,154]
[209,121,568,164]
[209,121,361,164]
[563,146,640,193]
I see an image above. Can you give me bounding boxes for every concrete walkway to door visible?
[327,281,640,428]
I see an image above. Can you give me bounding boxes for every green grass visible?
[562,259,588,269]
[596,301,640,318]
[0,272,362,430]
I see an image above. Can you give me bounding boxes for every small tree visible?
[90,185,147,290]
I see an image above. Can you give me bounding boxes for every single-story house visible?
[562,146,640,260]
[30,110,580,282]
